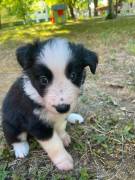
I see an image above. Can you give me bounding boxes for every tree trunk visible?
[0,10,1,29]
[88,0,91,17]
[115,0,118,16]
[69,4,76,19]
[0,2,2,29]
[106,0,116,19]
[94,0,98,16]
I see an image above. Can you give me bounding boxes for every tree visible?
[0,0,2,28]
[87,0,91,17]
[64,0,78,19]
[12,0,34,23]
[3,0,36,24]
[115,0,118,16]
[0,0,7,28]
[106,0,116,19]
[93,0,98,16]
[0,0,5,28]
[75,0,92,18]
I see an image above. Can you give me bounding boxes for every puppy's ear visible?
[16,44,33,69]
[16,41,39,69]
[70,43,98,74]
[82,47,98,74]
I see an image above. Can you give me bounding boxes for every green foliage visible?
[79,168,89,180]
[46,0,63,6]
[1,147,11,160]
[8,0,34,22]
[1,0,39,23]
[0,164,9,180]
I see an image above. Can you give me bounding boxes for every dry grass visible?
[0,16,135,179]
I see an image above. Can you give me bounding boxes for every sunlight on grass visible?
[1,16,135,52]
[0,22,71,45]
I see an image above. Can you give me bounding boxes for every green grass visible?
[0,16,135,50]
[0,16,135,179]
[0,165,9,180]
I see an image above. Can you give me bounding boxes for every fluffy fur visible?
[2,37,98,171]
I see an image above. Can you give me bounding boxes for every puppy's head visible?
[16,38,98,114]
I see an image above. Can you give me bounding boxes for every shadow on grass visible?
[0,16,135,48]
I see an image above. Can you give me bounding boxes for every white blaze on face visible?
[39,38,80,113]
[39,38,71,72]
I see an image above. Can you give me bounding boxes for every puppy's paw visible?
[67,113,84,124]
[56,157,73,171]
[61,133,71,147]
[13,141,29,158]
[53,150,73,171]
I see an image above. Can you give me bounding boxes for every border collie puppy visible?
[2,38,98,171]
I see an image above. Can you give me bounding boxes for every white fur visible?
[33,108,67,123]
[33,108,48,121]
[43,77,79,114]
[13,141,29,158]
[18,132,27,141]
[38,38,72,71]
[33,108,71,147]
[23,75,43,105]
[67,113,84,124]
[38,131,73,171]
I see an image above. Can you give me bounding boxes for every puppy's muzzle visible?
[54,104,70,113]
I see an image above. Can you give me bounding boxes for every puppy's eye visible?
[70,72,76,81]
[40,76,48,85]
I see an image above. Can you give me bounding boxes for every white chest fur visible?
[33,108,68,132]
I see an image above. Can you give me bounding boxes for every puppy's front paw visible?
[53,150,73,171]
[60,133,71,147]
[56,157,73,171]
[13,141,29,158]
[67,113,84,124]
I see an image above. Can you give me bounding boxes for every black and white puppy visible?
[2,38,98,171]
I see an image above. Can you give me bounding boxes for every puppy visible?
[2,38,98,171]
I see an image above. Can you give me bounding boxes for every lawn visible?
[0,16,135,179]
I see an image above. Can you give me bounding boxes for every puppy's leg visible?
[54,119,71,147]
[2,121,29,158]
[38,131,73,171]
[12,132,29,158]
[29,118,73,170]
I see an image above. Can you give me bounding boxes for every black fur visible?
[65,61,86,87]
[26,64,53,97]
[2,78,53,145]
[65,43,98,87]
[69,43,98,74]
[16,40,41,70]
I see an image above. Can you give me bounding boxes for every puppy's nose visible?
[55,104,70,113]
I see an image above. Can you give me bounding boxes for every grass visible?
[0,16,135,179]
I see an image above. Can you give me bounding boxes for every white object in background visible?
[67,113,84,124]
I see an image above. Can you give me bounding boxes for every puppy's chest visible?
[33,108,66,126]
